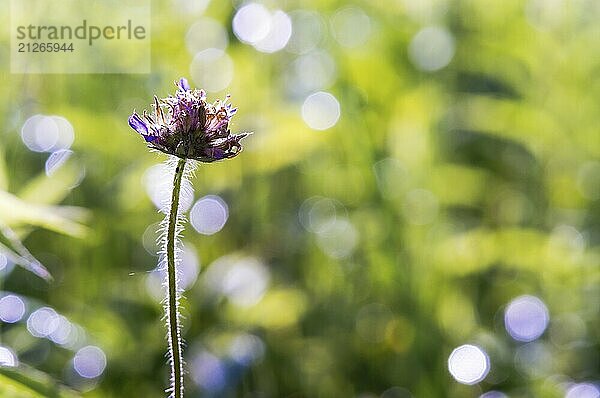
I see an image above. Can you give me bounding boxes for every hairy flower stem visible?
[166,157,186,398]
[130,78,247,398]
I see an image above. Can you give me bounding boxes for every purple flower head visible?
[128,78,250,162]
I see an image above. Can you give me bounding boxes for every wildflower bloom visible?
[129,78,249,162]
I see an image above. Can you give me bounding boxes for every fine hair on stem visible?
[157,155,196,397]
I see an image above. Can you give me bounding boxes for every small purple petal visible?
[178,78,190,91]
[144,135,158,142]
[129,113,148,134]
[207,148,226,159]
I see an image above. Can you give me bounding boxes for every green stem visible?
[167,157,186,398]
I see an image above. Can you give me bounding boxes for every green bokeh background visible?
[0,0,598,397]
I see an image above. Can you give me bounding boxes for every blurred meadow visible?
[0,0,599,397]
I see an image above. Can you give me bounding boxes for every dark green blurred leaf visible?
[0,366,80,398]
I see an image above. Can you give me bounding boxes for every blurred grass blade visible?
[0,365,80,398]
[0,221,52,281]
[0,190,89,238]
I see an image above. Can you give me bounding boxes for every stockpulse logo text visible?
[16,20,147,46]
